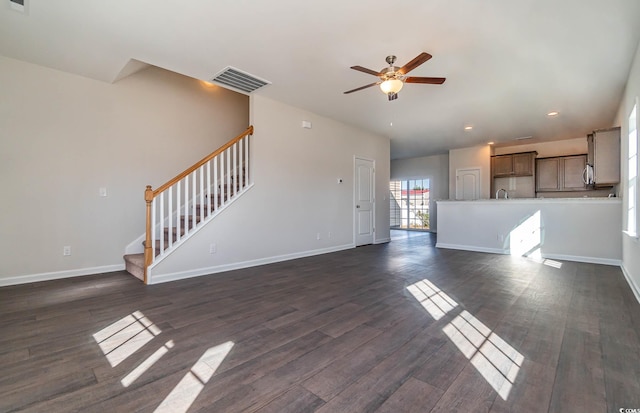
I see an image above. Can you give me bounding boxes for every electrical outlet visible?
[316,233,321,240]
[209,243,217,254]
[497,234,504,242]
[99,187,107,197]
[63,246,71,256]
[328,231,332,239]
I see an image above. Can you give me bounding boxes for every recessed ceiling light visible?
[547,111,559,117]
[487,141,495,145]
[390,122,393,127]
[464,126,473,131]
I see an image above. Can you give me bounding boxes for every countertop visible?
[437,197,621,204]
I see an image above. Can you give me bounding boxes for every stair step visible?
[141,240,170,256]
[123,253,144,281]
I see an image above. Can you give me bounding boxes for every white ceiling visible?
[2,0,640,159]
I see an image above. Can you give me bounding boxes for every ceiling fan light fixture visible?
[380,78,403,95]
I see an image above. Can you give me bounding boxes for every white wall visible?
[0,56,249,284]
[150,95,390,282]
[449,145,492,199]
[437,199,622,265]
[391,154,449,231]
[617,39,640,301]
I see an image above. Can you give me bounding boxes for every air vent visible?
[210,67,270,94]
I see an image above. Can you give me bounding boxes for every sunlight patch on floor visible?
[154,341,234,413]
[93,311,161,367]
[443,311,524,400]
[121,340,175,387]
[526,248,563,269]
[407,279,524,401]
[406,279,458,320]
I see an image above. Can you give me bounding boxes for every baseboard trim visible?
[621,264,640,304]
[149,243,356,285]
[435,243,621,267]
[0,264,125,287]
[541,253,621,267]
[375,237,391,244]
[435,243,507,255]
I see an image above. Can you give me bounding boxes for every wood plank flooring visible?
[1,231,640,412]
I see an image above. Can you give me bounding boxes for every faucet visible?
[496,188,508,199]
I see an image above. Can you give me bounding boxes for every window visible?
[389,178,430,230]
[628,102,638,235]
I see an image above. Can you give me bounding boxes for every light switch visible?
[99,187,107,197]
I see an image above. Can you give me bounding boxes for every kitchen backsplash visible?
[493,176,535,198]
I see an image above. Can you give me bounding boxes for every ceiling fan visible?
[344,52,446,101]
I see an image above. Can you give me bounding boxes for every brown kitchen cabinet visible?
[589,127,621,186]
[536,154,587,192]
[491,151,536,177]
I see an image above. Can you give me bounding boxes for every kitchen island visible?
[436,198,622,265]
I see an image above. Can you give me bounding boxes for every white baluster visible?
[199,165,204,222]
[220,152,225,206]
[192,171,196,228]
[184,175,189,235]
[168,187,173,248]
[159,192,165,256]
[176,180,181,242]
[151,198,156,262]
[206,161,211,218]
[238,138,244,190]
[213,157,219,211]
[245,135,250,185]
[225,148,232,200]
[233,142,237,196]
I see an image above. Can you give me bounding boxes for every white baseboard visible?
[375,237,391,244]
[621,264,640,304]
[0,264,125,287]
[435,243,507,255]
[149,243,355,285]
[435,243,621,267]
[541,253,621,267]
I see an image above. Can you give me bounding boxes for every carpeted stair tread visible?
[123,253,144,281]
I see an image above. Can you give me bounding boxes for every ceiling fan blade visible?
[350,66,381,76]
[405,76,446,84]
[344,82,380,94]
[397,52,433,75]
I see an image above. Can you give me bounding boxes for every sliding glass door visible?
[389,178,430,230]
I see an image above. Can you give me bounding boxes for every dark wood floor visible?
[2,231,640,413]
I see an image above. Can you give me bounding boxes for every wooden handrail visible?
[153,125,253,197]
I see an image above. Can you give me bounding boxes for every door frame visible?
[354,156,376,246]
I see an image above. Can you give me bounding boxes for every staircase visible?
[123,126,254,283]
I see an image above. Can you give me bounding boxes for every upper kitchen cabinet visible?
[491,151,536,177]
[536,154,587,192]
[588,127,620,186]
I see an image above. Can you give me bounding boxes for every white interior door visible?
[456,168,480,200]
[355,158,374,246]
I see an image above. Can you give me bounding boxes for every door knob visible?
[356,205,360,208]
